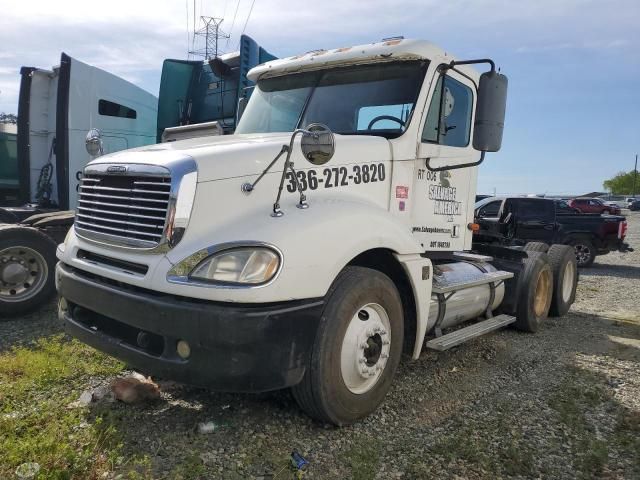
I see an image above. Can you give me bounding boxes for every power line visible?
[225,0,241,49]
[237,0,256,47]
[185,0,191,58]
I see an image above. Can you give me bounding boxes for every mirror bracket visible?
[241,124,334,217]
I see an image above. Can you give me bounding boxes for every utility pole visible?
[633,154,638,197]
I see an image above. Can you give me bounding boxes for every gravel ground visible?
[2,213,639,479]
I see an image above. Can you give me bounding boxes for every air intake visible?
[75,164,171,249]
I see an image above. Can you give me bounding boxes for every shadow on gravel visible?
[0,299,61,352]
[581,263,640,279]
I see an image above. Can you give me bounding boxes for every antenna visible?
[189,16,231,59]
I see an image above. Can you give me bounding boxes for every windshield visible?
[235,61,428,138]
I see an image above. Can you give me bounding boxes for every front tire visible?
[292,267,403,425]
[0,226,58,318]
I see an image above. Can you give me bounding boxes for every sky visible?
[0,0,638,195]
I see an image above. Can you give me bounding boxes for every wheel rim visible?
[533,268,552,317]
[561,261,575,302]
[0,246,48,302]
[573,244,591,266]
[340,303,391,395]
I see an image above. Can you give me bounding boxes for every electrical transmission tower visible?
[189,17,230,59]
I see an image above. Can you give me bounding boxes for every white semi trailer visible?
[56,38,578,425]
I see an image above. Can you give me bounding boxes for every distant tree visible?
[0,112,18,124]
[603,170,639,195]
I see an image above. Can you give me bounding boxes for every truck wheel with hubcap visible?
[523,242,549,253]
[0,226,58,318]
[512,252,553,332]
[567,236,596,267]
[292,266,403,425]
[547,244,578,317]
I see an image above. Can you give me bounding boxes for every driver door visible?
[411,69,478,251]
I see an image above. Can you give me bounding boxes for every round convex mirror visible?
[301,123,335,165]
[85,128,104,157]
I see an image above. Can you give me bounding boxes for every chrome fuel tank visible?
[428,261,505,330]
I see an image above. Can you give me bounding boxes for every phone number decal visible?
[286,163,386,192]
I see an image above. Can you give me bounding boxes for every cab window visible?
[422,75,473,147]
[99,99,137,119]
[477,200,501,218]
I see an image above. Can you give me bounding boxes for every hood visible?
[87,132,392,182]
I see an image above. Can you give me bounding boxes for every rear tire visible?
[568,237,596,267]
[291,266,403,425]
[0,226,58,318]
[513,252,553,333]
[547,245,578,317]
[523,242,549,253]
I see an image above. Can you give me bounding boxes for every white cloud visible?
[0,0,638,114]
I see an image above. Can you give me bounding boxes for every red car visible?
[568,198,621,215]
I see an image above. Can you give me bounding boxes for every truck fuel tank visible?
[429,261,505,330]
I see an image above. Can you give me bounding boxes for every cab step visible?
[452,251,494,263]
[431,270,513,294]
[426,314,516,351]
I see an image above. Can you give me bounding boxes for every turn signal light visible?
[468,223,480,232]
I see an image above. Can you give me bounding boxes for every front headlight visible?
[168,245,282,286]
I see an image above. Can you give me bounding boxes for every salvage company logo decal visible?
[430,171,461,216]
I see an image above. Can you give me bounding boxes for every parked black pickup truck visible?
[473,197,632,267]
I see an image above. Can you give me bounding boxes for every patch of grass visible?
[0,334,134,479]
[170,451,207,480]
[342,436,382,480]
[423,418,534,479]
[549,369,640,478]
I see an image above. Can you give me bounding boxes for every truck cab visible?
[56,38,577,425]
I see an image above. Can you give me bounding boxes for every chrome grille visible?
[75,170,171,248]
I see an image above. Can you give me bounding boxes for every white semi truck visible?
[56,38,578,425]
[1,36,275,316]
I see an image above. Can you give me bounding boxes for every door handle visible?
[543,224,554,230]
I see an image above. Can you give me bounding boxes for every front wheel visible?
[0,226,58,318]
[291,267,403,425]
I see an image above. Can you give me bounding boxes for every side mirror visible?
[473,71,508,152]
[236,97,247,124]
[85,128,103,157]
[301,123,335,166]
